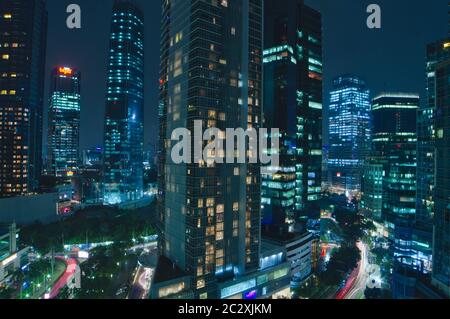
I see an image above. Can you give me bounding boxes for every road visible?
[336,241,368,300]
[345,242,369,299]
[47,257,78,299]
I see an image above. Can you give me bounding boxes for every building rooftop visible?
[262,230,311,245]
[153,255,187,284]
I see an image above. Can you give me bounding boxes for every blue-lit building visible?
[361,157,385,222]
[47,66,81,177]
[262,0,323,228]
[103,0,144,205]
[328,75,371,197]
[0,0,47,197]
[371,93,421,272]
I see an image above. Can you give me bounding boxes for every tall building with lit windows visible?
[262,0,323,229]
[432,47,450,298]
[372,93,419,268]
[47,66,81,178]
[156,0,290,300]
[103,0,144,205]
[0,0,47,197]
[414,40,450,274]
[328,75,371,197]
[361,157,386,222]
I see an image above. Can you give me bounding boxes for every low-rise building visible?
[262,231,314,288]
[150,241,292,300]
[0,224,30,284]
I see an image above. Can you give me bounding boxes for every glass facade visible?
[158,0,263,299]
[47,67,81,177]
[361,159,385,222]
[328,75,371,197]
[414,40,450,274]
[433,53,450,297]
[372,93,420,270]
[0,0,47,197]
[262,0,323,224]
[103,0,144,205]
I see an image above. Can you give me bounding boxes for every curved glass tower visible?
[103,0,144,205]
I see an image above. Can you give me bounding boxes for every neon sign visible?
[58,67,73,76]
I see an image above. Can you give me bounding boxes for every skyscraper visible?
[262,0,323,229]
[414,40,450,273]
[419,41,450,232]
[158,0,263,299]
[0,0,47,197]
[47,66,81,177]
[361,158,385,222]
[432,45,450,298]
[372,93,419,267]
[103,0,144,205]
[328,75,371,197]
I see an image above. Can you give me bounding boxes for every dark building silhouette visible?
[0,0,47,197]
[432,45,450,297]
[262,0,323,225]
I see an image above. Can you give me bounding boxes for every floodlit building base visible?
[150,241,292,300]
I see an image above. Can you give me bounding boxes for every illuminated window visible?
[2,54,10,60]
[206,198,215,207]
[3,14,12,19]
[197,279,206,289]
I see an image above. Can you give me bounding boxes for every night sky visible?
[44,0,448,151]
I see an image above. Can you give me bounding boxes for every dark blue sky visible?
[45,0,448,151]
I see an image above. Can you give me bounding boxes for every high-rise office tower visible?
[432,47,450,298]
[419,42,450,226]
[158,0,263,299]
[414,40,450,273]
[0,0,47,197]
[262,0,323,225]
[47,66,81,177]
[372,93,419,266]
[103,0,144,205]
[328,75,371,197]
[361,158,385,222]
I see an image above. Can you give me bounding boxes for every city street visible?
[336,242,368,300]
[48,258,78,299]
[344,242,369,299]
